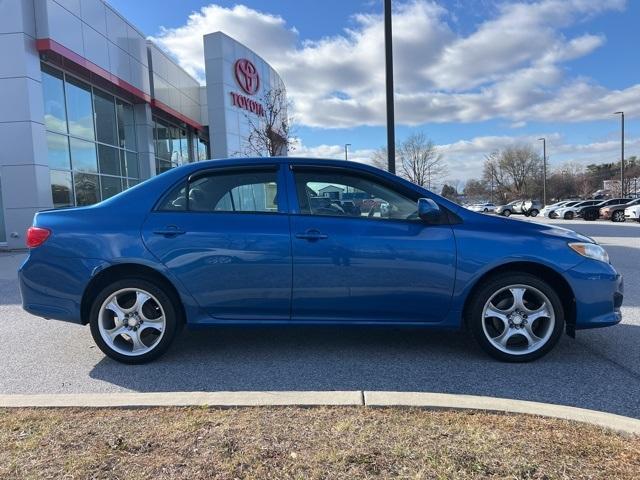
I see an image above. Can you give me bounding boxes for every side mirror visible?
[417,198,441,223]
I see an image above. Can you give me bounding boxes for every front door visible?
[288,166,456,323]
[141,165,291,321]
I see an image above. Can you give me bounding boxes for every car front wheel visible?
[529,209,539,217]
[612,211,626,222]
[89,278,181,364]
[467,273,564,362]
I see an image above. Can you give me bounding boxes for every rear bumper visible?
[566,259,623,330]
[19,252,105,324]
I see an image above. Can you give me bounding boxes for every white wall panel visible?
[80,0,106,36]
[82,24,109,71]
[46,0,84,55]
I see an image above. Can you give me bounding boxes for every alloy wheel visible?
[481,284,555,356]
[613,211,625,222]
[97,288,166,356]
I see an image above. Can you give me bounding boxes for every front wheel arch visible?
[462,261,576,334]
[81,263,185,326]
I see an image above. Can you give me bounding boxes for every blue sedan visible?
[19,158,623,363]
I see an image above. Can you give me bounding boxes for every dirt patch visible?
[1,406,638,479]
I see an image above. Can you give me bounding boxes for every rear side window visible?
[159,169,279,213]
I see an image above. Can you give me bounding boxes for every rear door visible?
[287,165,456,323]
[141,164,292,321]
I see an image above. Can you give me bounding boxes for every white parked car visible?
[540,201,570,218]
[625,204,640,222]
[555,200,600,220]
[467,202,496,213]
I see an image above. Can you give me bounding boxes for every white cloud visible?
[291,133,639,183]
[151,0,636,129]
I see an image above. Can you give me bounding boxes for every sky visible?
[108,0,640,184]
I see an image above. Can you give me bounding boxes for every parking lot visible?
[0,217,638,417]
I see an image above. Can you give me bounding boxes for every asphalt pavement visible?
[0,217,638,417]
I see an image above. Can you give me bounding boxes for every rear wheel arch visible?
[81,263,185,326]
[462,261,576,333]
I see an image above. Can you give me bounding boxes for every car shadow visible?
[89,322,640,419]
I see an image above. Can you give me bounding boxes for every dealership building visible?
[0,0,286,249]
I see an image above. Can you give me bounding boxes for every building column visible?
[0,0,52,249]
[134,103,156,179]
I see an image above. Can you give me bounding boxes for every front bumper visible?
[566,259,623,330]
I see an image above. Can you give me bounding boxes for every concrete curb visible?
[1,390,638,435]
[365,392,640,435]
[0,391,363,408]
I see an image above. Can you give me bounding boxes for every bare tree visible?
[243,87,295,157]
[369,146,389,171]
[483,145,542,199]
[398,133,447,189]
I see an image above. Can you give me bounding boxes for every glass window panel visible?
[41,64,67,133]
[294,171,417,220]
[46,132,71,170]
[100,175,122,200]
[124,151,139,178]
[154,120,171,160]
[116,100,136,150]
[65,76,95,140]
[180,129,190,163]
[186,170,278,213]
[97,144,120,176]
[170,126,181,164]
[197,138,208,161]
[127,178,140,189]
[70,137,98,173]
[50,170,73,208]
[73,172,100,206]
[93,89,117,145]
[157,159,172,173]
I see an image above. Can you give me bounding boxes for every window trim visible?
[155,164,282,214]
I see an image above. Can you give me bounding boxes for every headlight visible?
[568,242,609,263]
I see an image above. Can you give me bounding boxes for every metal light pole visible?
[538,137,547,206]
[384,0,396,174]
[614,111,625,197]
[344,143,351,161]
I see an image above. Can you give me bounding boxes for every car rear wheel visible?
[502,209,511,217]
[584,211,597,221]
[467,273,564,362]
[612,210,626,222]
[89,278,180,364]
[563,211,574,220]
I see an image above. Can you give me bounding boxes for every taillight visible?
[26,227,51,248]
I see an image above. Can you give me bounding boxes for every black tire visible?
[529,209,539,217]
[563,211,574,220]
[612,210,625,223]
[466,272,565,362]
[584,211,597,221]
[502,209,511,217]
[483,208,488,212]
[89,278,181,364]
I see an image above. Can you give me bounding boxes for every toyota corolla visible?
[19,158,623,363]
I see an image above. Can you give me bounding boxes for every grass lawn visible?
[1,406,638,479]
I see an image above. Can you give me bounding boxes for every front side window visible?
[294,170,418,220]
[160,169,279,213]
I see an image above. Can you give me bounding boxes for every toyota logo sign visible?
[234,58,260,95]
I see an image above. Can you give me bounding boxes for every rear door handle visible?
[295,229,328,241]
[153,225,186,237]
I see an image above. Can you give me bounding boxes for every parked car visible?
[625,203,640,222]
[544,201,580,218]
[520,200,543,217]
[19,158,623,364]
[468,202,497,213]
[579,198,632,221]
[540,201,570,218]
[495,200,523,217]
[601,198,640,222]
[555,200,600,220]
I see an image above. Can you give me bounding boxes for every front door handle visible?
[295,229,328,241]
[153,225,186,237]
